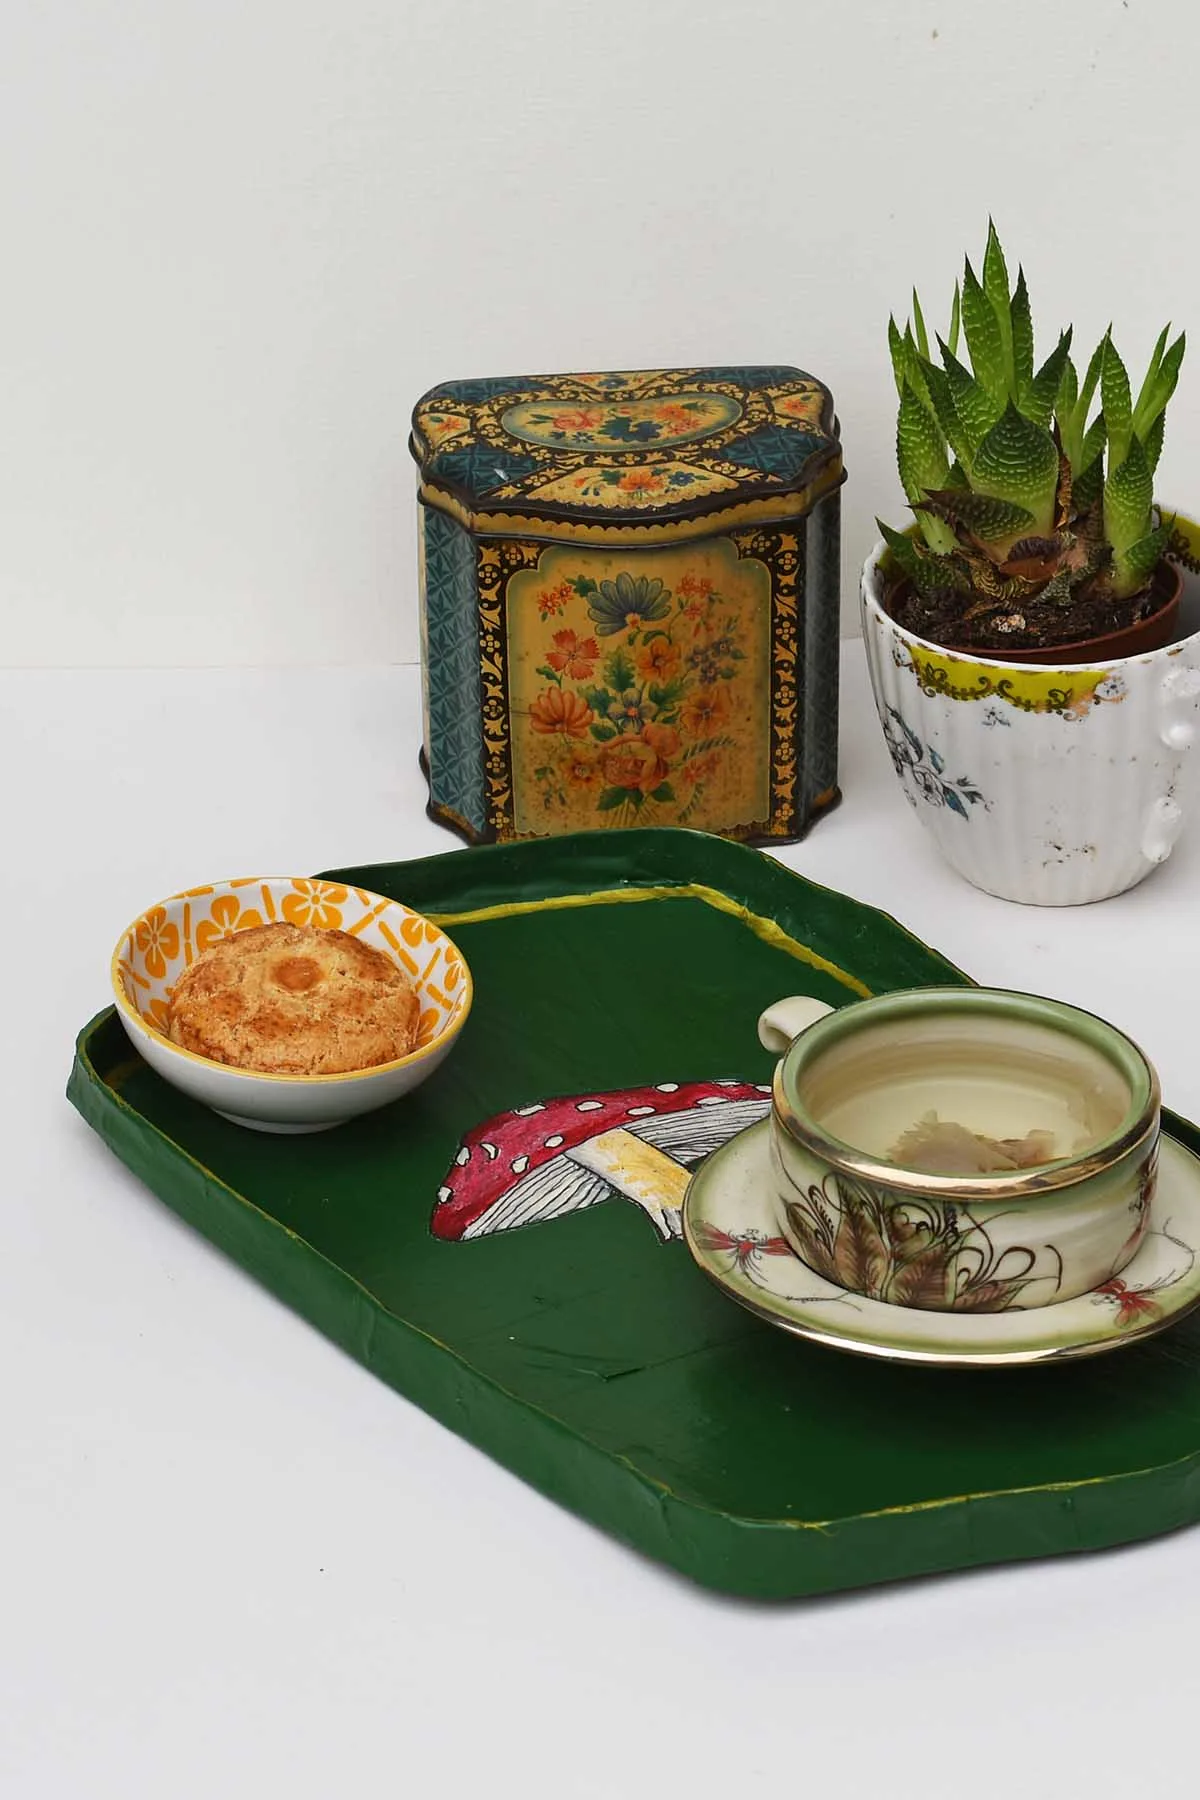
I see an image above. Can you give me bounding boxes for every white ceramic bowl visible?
[111,876,473,1132]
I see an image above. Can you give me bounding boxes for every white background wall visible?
[5,0,1199,668]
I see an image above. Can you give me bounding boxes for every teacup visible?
[758,988,1160,1312]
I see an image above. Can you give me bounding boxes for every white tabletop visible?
[5,645,1198,1799]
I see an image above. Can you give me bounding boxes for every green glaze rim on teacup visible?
[772,986,1159,1203]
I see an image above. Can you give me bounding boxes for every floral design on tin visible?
[525,568,749,827]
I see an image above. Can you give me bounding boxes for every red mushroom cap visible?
[432,1079,770,1240]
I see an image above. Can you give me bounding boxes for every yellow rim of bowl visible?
[109,878,474,1086]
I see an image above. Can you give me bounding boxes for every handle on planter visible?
[1142,796,1185,865]
[757,996,835,1058]
[1159,666,1200,751]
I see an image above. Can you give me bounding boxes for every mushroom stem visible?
[569,1129,691,1240]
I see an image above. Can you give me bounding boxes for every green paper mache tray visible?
[68,831,1200,1600]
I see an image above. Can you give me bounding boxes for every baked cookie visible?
[167,921,419,1075]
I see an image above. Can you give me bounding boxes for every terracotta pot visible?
[885,559,1184,667]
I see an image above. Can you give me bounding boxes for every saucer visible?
[682,1120,1200,1366]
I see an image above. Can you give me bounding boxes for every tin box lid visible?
[410,365,842,542]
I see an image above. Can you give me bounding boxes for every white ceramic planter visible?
[861,529,1200,905]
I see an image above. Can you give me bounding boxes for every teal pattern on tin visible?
[719,423,828,482]
[426,443,539,503]
[422,506,485,833]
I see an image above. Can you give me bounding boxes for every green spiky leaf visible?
[1037,566,1077,605]
[1027,328,1073,430]
[1120,518,1172,589]
[916,489,1035,544]
[1105,435,1154,593]
[877,518,921,570]
[1011,266,1034,400]
[1058,336,1107,472]
[896,382,949,498]
[1079,335,1106,418]
[961,258,1007,399]
[876,520,957,595]
[938,337,1003,460]
[983,222,1015,394]
[1055,355,1083,467]
[887,315,907,398]
[897,381,955,555]
[948,282,961,358]
[912,289,930,361]
[1133,329,1185,440]
[1080,410,1107,471]
[1101,334,1133,470]
[919,355,972,468]
[1145,408,1165,474]
[972,402,1060,532]
[1072,453,1105,514]
[1132,323,1170,427]
[902,325,935,415]
[1059,354,1078,415]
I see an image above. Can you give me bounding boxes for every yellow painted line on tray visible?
[430,884,872,998]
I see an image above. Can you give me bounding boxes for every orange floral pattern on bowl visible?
[116,877,469,1071]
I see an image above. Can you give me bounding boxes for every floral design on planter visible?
[526,568,749,827]
[882,708,986,820]
[781,1169,1054,1311]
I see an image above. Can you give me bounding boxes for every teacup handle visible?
[757,996,835,1057]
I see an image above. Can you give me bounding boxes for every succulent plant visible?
[880,223,1185,645]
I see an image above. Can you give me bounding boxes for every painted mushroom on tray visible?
[432,1079,773,1243]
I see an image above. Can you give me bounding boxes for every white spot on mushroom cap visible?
[512,1155,530,1173]
[546,1134,564,1148]
[696,1095,730,1107]
[437,1185,451,1203]
[514,1104,545,1117]
[626,1106,656,1117]
[455,1147,470,1166]
[481,1142,498,1160]
[577,1100,604,1112]
[656,1083,679,1093]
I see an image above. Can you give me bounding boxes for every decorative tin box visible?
[409,366,844,845]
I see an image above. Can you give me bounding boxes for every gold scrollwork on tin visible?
[476,539,542,837]
[733,526,801,838]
